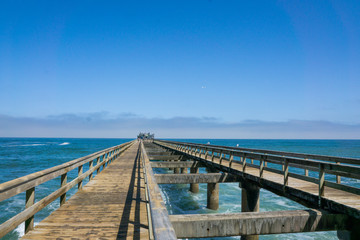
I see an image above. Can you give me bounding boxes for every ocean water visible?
[0,138,132,240]
[1,138,359,239]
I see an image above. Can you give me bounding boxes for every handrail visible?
[155,140,360,206]
[140,140,177,240]
[0,140,134,238]
[157,140,360,165]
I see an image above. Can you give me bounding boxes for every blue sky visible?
[0,1,359,138]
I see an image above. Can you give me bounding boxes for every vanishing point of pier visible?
[0,139,360,239]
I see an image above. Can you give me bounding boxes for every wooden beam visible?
[170,210,348,238]
[150,161,202,168]
[155,173,239,184]
[149,155,183,161]
[140,142,177,239]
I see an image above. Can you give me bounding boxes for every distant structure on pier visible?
[137,132,155,140]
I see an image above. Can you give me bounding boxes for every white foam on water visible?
[12,143,46,147]
[59,142,70,146]
[14,222,39,238]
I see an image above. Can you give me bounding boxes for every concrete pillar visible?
[241,182,260,240]
[207,182,219,210]
[207,167,219,210]
[174,167,180,174]
[181,167,187,174]
[189,167,199,193]
[170,160,175,171]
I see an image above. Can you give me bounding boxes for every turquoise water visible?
[0,138,132,240]
[1,138,360,239]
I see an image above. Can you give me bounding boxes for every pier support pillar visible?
[189,167,199,193]
[181,167,187,174]
[207,167,219,210]
[207,182,219,210]
[241,181,260,240]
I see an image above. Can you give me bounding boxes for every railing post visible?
[219,151,223,164]
[242,153,247,172]
[110,150,114,163]
[211,150,215,162]
[25,187,35,234]
[78,165,83,189]
[115,148,119,159]
[260,156,264,178]
[103,153,108,170]
[205,148,208,160]
[97,155,101,174]
[89,159,94,180]
[304,158,309,176]
[60,173,67,206]
[264,153,268,167]
[319,163,325,206]
[284,158,289,188]
[229,152,233,168]
[111,150,115,163]
[336,161,341,184]
[107,151,112,165]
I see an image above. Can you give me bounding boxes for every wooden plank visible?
[21,142,149,240]
[150,161,202,168]
[170,210,348,238]
[155,173,239,184]
[141,142,177,240]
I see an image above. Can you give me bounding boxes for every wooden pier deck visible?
[22,142,149,239]
[1,139,360,239]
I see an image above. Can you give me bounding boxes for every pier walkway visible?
[1,139,360,239]
[21,141,149,239]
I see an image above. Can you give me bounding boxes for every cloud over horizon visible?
[1,113,360,139]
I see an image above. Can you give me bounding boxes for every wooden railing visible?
[155,140,360,206]
[140,141,177,240]
[0,140,134,238]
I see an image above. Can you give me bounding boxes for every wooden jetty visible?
[0,139,360,239]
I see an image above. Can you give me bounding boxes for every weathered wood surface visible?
[141,142,177,240]
[162,140,360,165]
[155,173,239,184]
[156,141,360,220]
[148,155,182,161]
[21,142,149,240]
[150,160,202,168]
[170,210,348,238]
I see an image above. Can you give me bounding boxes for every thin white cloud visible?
[0,113,359,139]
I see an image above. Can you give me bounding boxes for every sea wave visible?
[59,142,70,146]
[1,143,47,147]
[14,221,39,238]
[22,144,46,147]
